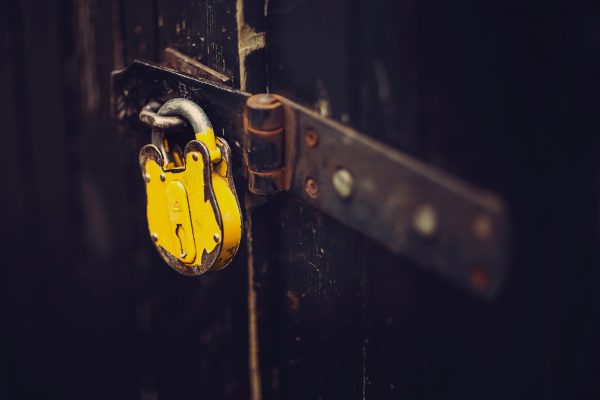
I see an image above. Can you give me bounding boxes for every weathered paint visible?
[236,0,265,91]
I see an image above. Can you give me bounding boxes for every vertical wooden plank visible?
[233,2,269,400]
[0,0,141,398]
[68,0,139,398]
[9,1,78,398]
[122,1,264,398]
[349,2,425,397]
[121,0,159,62]
[254,199,368,399]
[262,0,600,399]
[0,3,38,398]
[258,2,373,399]
[157,0,241,85]
[411,1,600,398]
[116,2,162,397]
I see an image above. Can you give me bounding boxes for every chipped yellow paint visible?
[212,139,243,269]
[143,140,241,271]
[145,152,220,266]
[196,127,222,162]
[165,180,196,263]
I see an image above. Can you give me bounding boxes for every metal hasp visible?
[112,60,510,297]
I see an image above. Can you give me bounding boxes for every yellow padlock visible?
[139,98,242,275]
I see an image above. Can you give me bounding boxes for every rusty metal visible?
[112,60,510,297]
[277,96,510,296]
[304,178,319,199]
[246,94,284,131]
[111,60,248,167]
[244,94,285,195]
[304,129,319,148]
[163,47,232,86]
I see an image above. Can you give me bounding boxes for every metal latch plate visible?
[112,60,510,297]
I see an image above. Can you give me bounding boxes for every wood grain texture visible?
[1,1,599,400]
[260,0,600,399]
[130,1,255,399]
[0,0,138,398]
[157,0,240,85]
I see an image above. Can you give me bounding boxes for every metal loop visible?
[139,101,189,132]
[142,99,221,166]
[157,98,213,134]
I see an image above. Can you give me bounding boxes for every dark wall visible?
[1,1,599,400]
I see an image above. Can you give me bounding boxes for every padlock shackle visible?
[157,98,221,163]
[140,101,189,132]
[158,98,212,134]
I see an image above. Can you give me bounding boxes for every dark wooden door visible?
[1,1,600,399]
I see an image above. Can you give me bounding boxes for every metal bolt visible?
[473,214,494,240]
[144,173,151,183]
[305,129,319,148]
[192,153,198,162]
[305,178,319,199]
[213,233,220,243]
[412,204,438,239]
[160,173,166,182]
[332,168,354,199]
[151,232,159,241]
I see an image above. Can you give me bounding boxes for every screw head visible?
[305,129,319,148]
[213,233,221,243]
[160,173,166,182]
[192,153,198,162]
[305,178,319,199]
[412,204,438,239]
[180,251,187,258]
[332,168,354,199]
[151,232,159,241]
[143,173,151,183]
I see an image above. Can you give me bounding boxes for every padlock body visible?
[140,138,242,275]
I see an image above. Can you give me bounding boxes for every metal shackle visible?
[140,101,188,132]
[152,98,222,164]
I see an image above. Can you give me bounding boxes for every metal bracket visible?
[112,60,510,297]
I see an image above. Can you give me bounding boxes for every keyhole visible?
[175,224,187,258]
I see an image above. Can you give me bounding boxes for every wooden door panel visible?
[1,1,599,400]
